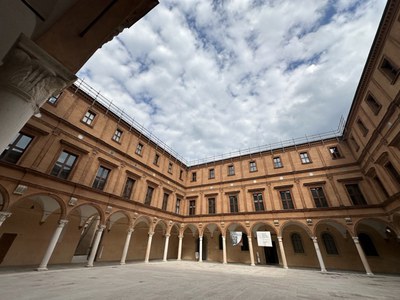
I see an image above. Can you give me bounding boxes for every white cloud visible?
[78,0,386,163]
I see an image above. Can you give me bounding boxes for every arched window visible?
[291,233,304,253]
[322,232,338,255]
[358,233,378,256]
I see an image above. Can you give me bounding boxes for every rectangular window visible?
[228,165,235,176]
[329,146,342,159]
[144,186,154,205]
[82,110,96,125]
[249,161,257,172]
[122,177,135,200]
[0,133,33,164]
[229,195,239,213]
[112,129,123,142]
[380,57,399,83]
[179,169,183,180]
[168,162,173,174]
[357,119,369,136]
[365,94,381,115]
[279,190,294,209]
[345,184,367,205]
[208,198,216,214]
[273,157,283,168]
[189,200,196,215]
[350,134,360,152]
[175,198,181,214]
[153,153,160,165]
[209,168,215,179]
[191,172,197,182]
[385,162,400,185]
[92,166,110,190]
[135,143,143,155]
[162,193,169,211]
[253,192,265,211]
[50,150,77,179]
[48,93,61,105]
[310,187,328,208]
[299,152,311,164]
[373,175,389,198]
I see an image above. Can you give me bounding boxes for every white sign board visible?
[256,231,272,247]
[230,231,243,246]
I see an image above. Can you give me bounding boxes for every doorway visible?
[264,241,279,264]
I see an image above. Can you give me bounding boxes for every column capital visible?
[0,211,12,222]
[312,236,318,242]
[178,235,183,239]
[277,236,283,242]
[0,35,76,110]
[165,234,171,237]
[352,236,359,243]
[97,225,106,231]
[127,227,134,234]
[148,231,154,237]
[58,219,69,226]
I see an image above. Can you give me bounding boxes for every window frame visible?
[135,143,144,156]
[50,150,78,180]
[209,168,215,179]
[0,132,34,164]
[229,194,239,213]
[47,92,62,105]
[162,193,169,211]
[188,199,196,216]
[175,198,181,214]
[328,146,343,159]
[365,92,381,115]
[291,233,305,254]
[299,152,311,164]
[309,186,329,208]
[208,197,216,214]
[273,156,283,168]
[144,186,154,205]
[122,177,136,200]
[344,183,367,206]
[191,172,197,182]
[227,164,235,176]
[168,162,173,174]
[278,189,295,210]
[252,192,265,212]
[379,56,399,84]
[356,118,369,137]
[153,153,160,166]
[81,109,97,126]
[249,161,257,172]
[92,165,111,191]
[321,232,339,255]
[112,128,123,143]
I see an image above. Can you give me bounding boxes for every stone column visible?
[0,34,76,152]
[352,237,373,275]
[177,235,183,260]
[120,227,134,265]
[86,225,105,267]
[0,211,12,227]
[312,237,327,272]
[248,235,256,266]
[222,235,227,264]
[277,236,288,269]
[37,219,68,271]
[144,232,154,263]
[199,236,203,262]
[163,234,170,262]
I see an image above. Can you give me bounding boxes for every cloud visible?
[78,0,385,163]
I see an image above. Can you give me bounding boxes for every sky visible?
[78,0,386,163]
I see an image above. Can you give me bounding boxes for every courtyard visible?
[0,261,399,299]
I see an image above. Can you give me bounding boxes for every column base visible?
[85,264,94,268]
[320,269,327,273]
[120,262,126,265]
[250,263,256,267]
[177,259,181,261]
[283,266,288,269]
[36,267,48,271]
[366,272,374,276]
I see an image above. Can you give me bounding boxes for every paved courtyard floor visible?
[0,261,399,299]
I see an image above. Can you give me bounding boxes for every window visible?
[291,233,305,254]
[162,193,169,210]
[153,154,160,165]
[253,192,265,211]
[380,57,399,83]
[92,166,110,190]
[249,161,257,172]
[48,93,61,105]
[345,184,367,205]
[358,233,378,256]
[179,169,183,180]
[208,198,216,214]
[357,119,369,136]
[384,161,400,185]
[191,172,197,182]
[310,187,328,208]
[229,195,239,213]
[122,177,135,200]
[82,110,96,125]
[279,190,294,209]
[50,150,77,179]
[135,143,143,155]
[329,146,342,159]
[273,157,283,168]
[322,232,338,255]
[175,198,181,214]
[189,200,196,215]
[350,134,360,152]
[241,233,249,251]
[112,129,123,142]
[144,186,154,205]
[228,165,235,176]
[0,133,33,164]
[299,152,311,164]
[365,94,381,115]
[168,162,173,174]
[209,168,215,179]
[373,175,389,198]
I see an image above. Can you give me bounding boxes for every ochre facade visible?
[0,1,400,274]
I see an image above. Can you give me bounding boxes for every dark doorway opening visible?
[264,241,279,264]
[0,233,17,264]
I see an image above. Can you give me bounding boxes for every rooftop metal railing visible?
[73,78,346,167]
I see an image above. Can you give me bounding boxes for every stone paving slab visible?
[0,261,399,299]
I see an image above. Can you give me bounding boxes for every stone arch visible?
[153,219,168,234]
[354,217,399,238]
[182,223,199,236]
[127,215,152,262]
[181,224,199,261]
[226,222,249,235]
[225,222,251,265]
[280,220,313,238]
[0,183,10,211]
[203,222,223,237]
[202,223,224,263]
[313,218,352,237]
[251,221,278,236]
[106,210,132,230]
[133,215,151,228]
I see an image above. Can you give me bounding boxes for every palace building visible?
[0,1,400,275]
